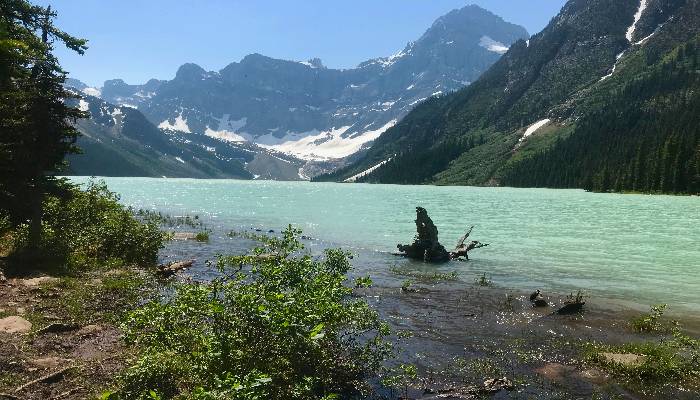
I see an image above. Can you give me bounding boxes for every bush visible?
[194,231,209,242]
[10,180,164,271]
[118,226,391,399]
[631,304,678,334]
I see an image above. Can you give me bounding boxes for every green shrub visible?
[118,226,391,399]
[631,304,678,334]
[10,180,164,272]
[474,273,492,287]
[194,231,210,242]
[585,327,700,385]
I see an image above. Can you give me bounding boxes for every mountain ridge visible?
[316,0,700,194]
[70,4,528,178]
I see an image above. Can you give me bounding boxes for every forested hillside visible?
[316,0,700,194]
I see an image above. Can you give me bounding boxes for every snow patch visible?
[519,119,550,143]
[175,156,185,164]
[344,157,394,182]
[78,99,89,112]
[82,87,101,97]
[204,114,249,142]
[256,119,397,161]
[205,128,248,142]
[297,168,310,181]
[600,52,625,81]
[479,36,509,54]
[409,97,428,107]
[158,114,191,133]
[406,84,415,90]
[626,0,648,42]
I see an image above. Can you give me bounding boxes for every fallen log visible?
[156,259,195,277]
[396,208,489,263]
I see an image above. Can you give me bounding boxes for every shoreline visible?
[2,226,699,398]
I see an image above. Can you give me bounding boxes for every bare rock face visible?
[397,207,451,263]
[0,316,32,334]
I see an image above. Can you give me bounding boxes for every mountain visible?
[66,94,255,178]
[74,5,528,178]
[318,0,700,194]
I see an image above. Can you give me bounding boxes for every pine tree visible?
[0,1,87,249]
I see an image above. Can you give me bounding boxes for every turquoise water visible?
[69,177,700,312]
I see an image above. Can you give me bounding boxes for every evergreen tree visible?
[0,0,87,248]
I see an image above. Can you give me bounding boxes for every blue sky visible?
[38,1,567,87]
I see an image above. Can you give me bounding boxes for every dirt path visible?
[0,268,150,399]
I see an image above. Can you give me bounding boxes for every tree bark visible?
[28,188,43,251]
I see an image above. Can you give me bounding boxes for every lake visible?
[68,177,700,314]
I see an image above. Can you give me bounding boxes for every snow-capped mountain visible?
[75,5,528,178]
[316,0,700,195]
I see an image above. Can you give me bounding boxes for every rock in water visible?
[556,302,585,315]
[530,289,548,307]
[397,207,451,263]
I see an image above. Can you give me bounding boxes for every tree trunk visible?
[28,189,43,251]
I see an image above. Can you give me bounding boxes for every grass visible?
[389,266,458,284]
[32,269,152,326]
[474,273,492,287]
[584,315,700,389]
[194,231,210,242]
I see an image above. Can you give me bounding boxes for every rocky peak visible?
[174,63,208,81]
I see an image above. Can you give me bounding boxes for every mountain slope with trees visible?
[317,0,700,194]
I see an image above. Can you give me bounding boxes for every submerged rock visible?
[481,377,514,393]
[556,302,585,315]
[530,289,548,307]
[600,352,646,367]
[172,232,197,241]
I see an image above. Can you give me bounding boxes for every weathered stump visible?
[397,207,451,263]
[396,207,488,263]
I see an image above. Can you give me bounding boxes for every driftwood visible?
[14,366,77,393]
[156,259,195,277]
[396,207,489,263]
[450,225,489,260]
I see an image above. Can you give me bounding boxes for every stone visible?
[556,302,585,315]
[15,307,26,315]
[20,276,58,287]
[0,316,32,334]
[579,368,608,384]
[482,377,514,393]
[600,353,646,367]
[77,324,102,336]
[535,363,577,382]
[30,357,73,369]
[172,232,197,241]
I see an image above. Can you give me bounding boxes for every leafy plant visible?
[381,364,418,399]
[194,231,210,242]
[565,290,586,304]
[354,275,373,288]
[630,304,678,334]
[474,273,492,287]
[118,226,391,399]
[7,180,164,273]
